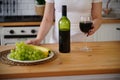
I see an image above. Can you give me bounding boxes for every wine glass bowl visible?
[80,21,93,34]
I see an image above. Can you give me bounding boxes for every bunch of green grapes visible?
[9,42,47,61]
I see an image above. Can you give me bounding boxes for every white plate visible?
[7,51,54,63]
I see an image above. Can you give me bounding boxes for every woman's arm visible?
[26,3,54,45]
[36,3,54,41]
[88,2,102,36]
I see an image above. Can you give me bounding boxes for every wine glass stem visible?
[85,34,88,48]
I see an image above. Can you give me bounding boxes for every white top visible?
[45,0,102,43]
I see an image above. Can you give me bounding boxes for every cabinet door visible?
[5,74,120,80]
[94,24,120,41]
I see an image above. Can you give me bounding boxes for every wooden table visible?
[0,41,120,79]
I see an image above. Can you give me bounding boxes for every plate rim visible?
[7,51,54,63]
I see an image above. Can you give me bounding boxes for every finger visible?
[25,40,31,44]
[88,31,94,36]
[88,29,95,36]
[26,40,34,44]
[31,41,40,45]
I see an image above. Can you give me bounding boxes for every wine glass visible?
[79,16,93,52]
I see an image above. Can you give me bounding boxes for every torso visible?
[47,0,101,43]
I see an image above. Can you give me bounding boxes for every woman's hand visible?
[87,26,95,36]
[88,18,102,36]
[87,21,100,36]
[26,38,41,45]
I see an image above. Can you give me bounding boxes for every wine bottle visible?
[58,5,70,53]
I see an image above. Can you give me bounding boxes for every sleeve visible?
[92,0,102,3]
[45,0,54,3]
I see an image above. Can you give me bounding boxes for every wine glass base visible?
[80,47,92,52]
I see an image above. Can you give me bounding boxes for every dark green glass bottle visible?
[58,5,70,53]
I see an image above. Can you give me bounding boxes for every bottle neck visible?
[62,11,67,17]
[62,5,67,17]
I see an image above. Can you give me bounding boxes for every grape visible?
[9,42,47,61]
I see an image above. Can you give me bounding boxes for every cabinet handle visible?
[116,28,120,30]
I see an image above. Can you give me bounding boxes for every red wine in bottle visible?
[58,5,70,53]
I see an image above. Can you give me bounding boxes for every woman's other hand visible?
[26,38,40,45]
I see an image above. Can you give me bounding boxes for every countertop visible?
[0,41,120,79]
[0,19,120,27]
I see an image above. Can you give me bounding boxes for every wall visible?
[17,0,36,15]
[0,0,36,16]
[102,0,120,14]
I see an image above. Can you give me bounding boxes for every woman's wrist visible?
[36,35,43,42]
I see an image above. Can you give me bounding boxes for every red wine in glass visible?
[79,21,93,34]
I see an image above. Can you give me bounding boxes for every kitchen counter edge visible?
[0,19,120,27]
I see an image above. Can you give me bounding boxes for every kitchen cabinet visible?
[94,24,120,41]
[0,20,120,44]
[2,74,120,80]
[0,27,2,45]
